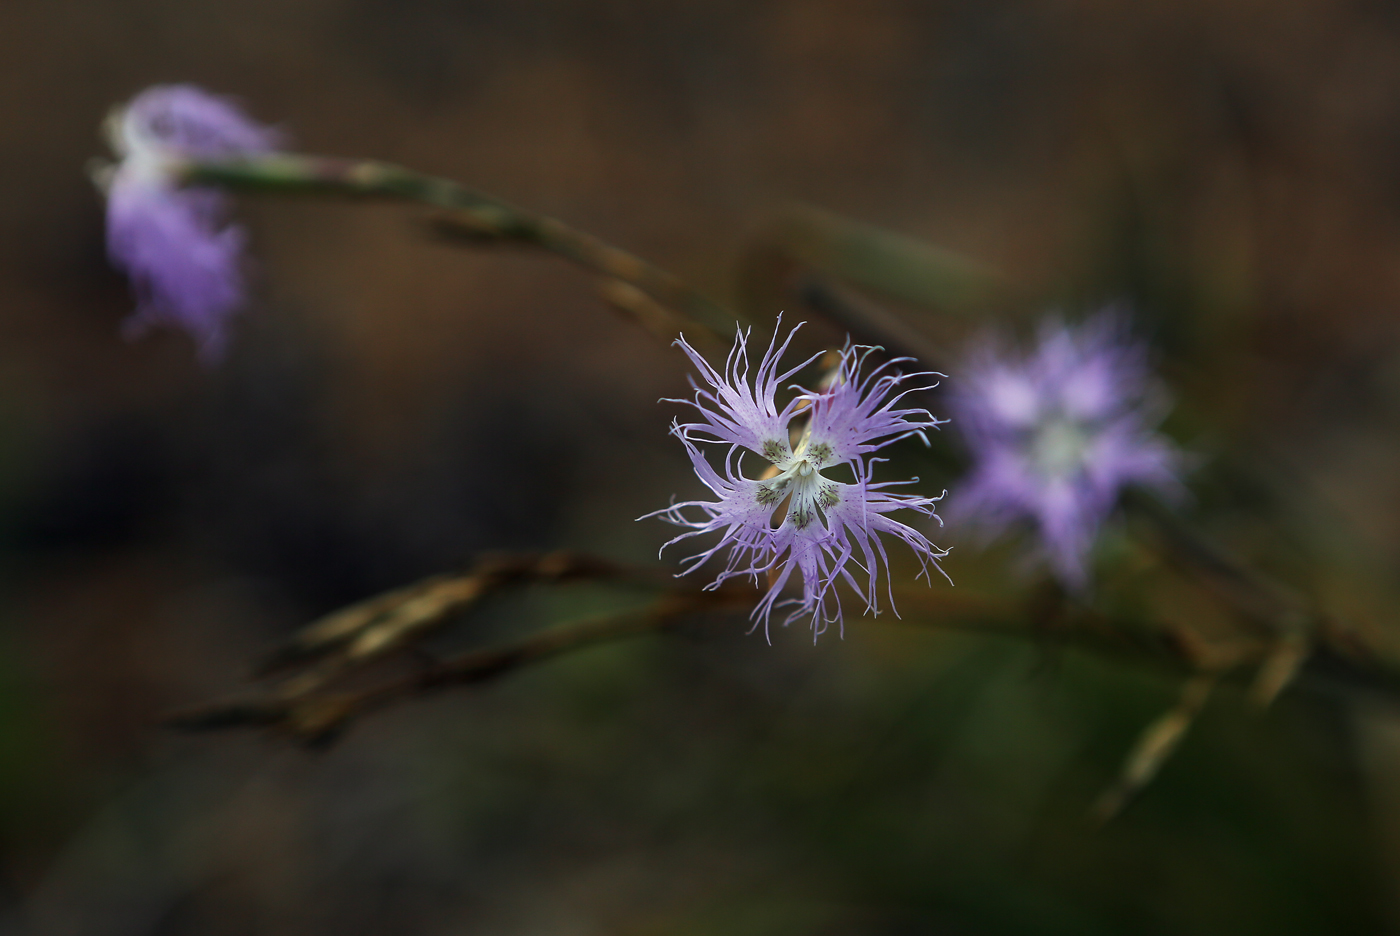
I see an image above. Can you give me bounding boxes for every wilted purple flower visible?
[949,313,1182,588]
[647,322,950,640]
[99,85,280,361]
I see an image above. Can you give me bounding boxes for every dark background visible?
[2,0,1400,932]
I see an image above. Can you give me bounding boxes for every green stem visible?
[182,154,739,338]
[737,203,1005,324]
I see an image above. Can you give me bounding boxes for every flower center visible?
[755,453,841,529]
[1030,416,1091,479]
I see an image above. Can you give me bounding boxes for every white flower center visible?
[1030,415,1091,479]
[755,440,841,530]
[106,105,186,190]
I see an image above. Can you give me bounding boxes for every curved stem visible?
[165,587,752,745]
[182,154,738,341]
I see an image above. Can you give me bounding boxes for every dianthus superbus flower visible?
[949,312,1182,588]
[648,322,950,640]
[99,85,280,361]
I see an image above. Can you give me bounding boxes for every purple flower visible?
[949,312,1182,588]
[647,322,950,640]
[100,85,280,361]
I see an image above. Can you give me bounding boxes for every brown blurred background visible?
[3,0,1400,932]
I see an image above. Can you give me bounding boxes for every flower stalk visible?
[181,153,739,340]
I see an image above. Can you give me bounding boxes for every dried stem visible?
[596,279,724,354]
[253,551,666,700]
[165,546,1400,750]
[890,580,1400,709]
[181,154,736,342]
[1124,490,1307,634]
[1091,672,1218,822]
[168,577,753,745]
[1121,489,1335,706]
[165,551,695,743]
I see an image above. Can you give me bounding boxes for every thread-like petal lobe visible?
[650,323,950,640]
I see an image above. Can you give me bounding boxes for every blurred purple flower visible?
[647,322,950,640]
[949,312,1182,588]
[100,85,281,361]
